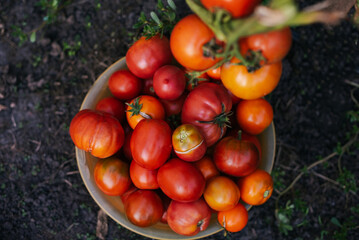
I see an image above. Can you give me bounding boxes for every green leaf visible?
[330,217,342,227]
[30,32,36,43]
[167,0,176,10]
[150,12,162,25]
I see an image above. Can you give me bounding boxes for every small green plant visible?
[331,217,356,240]
[63,37,82,57]
[336,167,358,193]
[275,200,295,235]
[32,55,42,67]
[11,25,28,46]
[271,168,286,191]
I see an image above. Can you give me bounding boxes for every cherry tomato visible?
[126,95,165,129]
[221,58,282,100]
[157,158,205,202]
[95,97,126,122]
[160,92,187,117]
[236,98,273,135]
[170,14,221,71]
[206,66,221,80]
[108,70,142,100]
[94,157,131,196]
[141,78,156,97]
[153,65,186,100]
[131,119,172,170]
[237,169,273,205]
[201,0,261,18]
[217,202,248,232]
[126,35,172,79]
[130,160,159,189]
[172,124,207,162]
[193,156,220,181]
[203,176,240,211]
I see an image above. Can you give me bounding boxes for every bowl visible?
[75,57,276,240]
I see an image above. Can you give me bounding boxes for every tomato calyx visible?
[198,103,232,129]
[202,37,223,59]
[126,97,152,119]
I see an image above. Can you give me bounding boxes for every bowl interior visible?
[76,57,276,240]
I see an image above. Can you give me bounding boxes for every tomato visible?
[130,160,159,189]
[157,158,205,202]
[201,0,261,18]
[160,92,187,117]
[125,190,164,227]
[167,198,212,236]
[120,185,137,205]
[203,176,240,211]
[95,97,126,122]
[126,35,172,79]
[170,14,221,71]
[122,130,133,160]
[172,124,207,162]
[141,78,156,97]
[131,119,172,170]
[237,169,273,205]
[126,95,165,129]
[206,66,221,80]
[108,70,142,100]
[181,82,232,146]
[214,136,259,177]
[69,109,125,158]
[240,27,292,64]
[94,157,131,196]
[236,98,273,135]
[227,130,262,160]
[193,156,220,180]
[221,58,282,100]
[217,202,248,232]
[153,65,186,100]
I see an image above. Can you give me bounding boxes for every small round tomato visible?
[126,35,172,79]
[172,124,207,162]
[227,130,262,160]
[125,190,164,227]
[157,158,205,202]
[126,95,165,129]
[95,97,126,122]
[153,65,186,100]
[160,92,187,117]
[94,157,131,196]
[108,70,142,100]
[130,160,159,189]
[236,98,273,135]
[221,58,282,100]
[201,0,261,18]
[206,66,221,80]
[193,156,220,181]
[203,176,240,211]
[141,78,156,96]
[217,202,248,232]
[131,119,172,170]
[237,169,273,205]
[170,14,221,71]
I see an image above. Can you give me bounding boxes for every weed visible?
[331,217,356,240]
[271,168,286,191]
[336,168,358,193]
[276,200,295,235]
[11,25,28,46]
[32,55,42,67]
[63,37,82,57]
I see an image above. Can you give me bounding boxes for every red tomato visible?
[141,78,156,97]
[130,119,172,170]
[153,65,186,100]
[206,66,221,80]
[125,190,164,227]
[172,124,207,162]
[193,156,220,180]
[130,160,159,189]
[122,130,133,160]
[170,14,221,71]
[120,185,137,205]
[214,136,259,177]
[181,82,232,146]
[95,97,125,122]
[94,157,131,196]
[108,70,142,100]
[126,35,172,79]
[157,158,205,202]
[221,58,282,100]
[201,0,261,18]
[167,198,212,236]
[227,130,262,160]
[236,98,273,135]
[160,92,187,117]
[69,109,125,158]
[217,202,248,232]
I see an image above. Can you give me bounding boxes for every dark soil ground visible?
[1,0,359,239]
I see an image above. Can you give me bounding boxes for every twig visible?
[345,79,359,88]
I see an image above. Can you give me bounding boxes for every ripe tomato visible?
[95,97,125,122]
[227,130,262,160]
[203,176,240,211]
[214,136,259,177]
[126,35,172,79]
[221,58,282,100]
[122,130,133,160]
[157,158,205,202]
[141,78,156,97]
[206,66,221,80]
[193,156,220,180]
[125,190,164,227]
[181,82,232,146]
[94,157,131,196]
[217,202,248,232]
[236,98,273,135]
[131,119,172,170]
[69,109,124,158]
[237,169,273,205]
[126,95,165,129]
[201,0,261,18]
[160,92,187,117]
[170,14,221,71]
[167,198,212,236]
[108,70,142,100]
[130,160,159,189]
[240,27,292,64]
[153,65,186,100]
[172,124,207,162]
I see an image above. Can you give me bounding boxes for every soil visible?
[0,0,359,240]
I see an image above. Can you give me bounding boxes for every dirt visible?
[0,0,359,240]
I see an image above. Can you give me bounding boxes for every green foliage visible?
[276,200,295,235]
[11,25,28,46]
[271,168,286,191]
[336,167,358,193]
[331,217,356,240]
[63,36,82,57]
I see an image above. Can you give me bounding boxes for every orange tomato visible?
[221,58,282,100]
[237,169,273,205]
[206,66,221,80]
[217,202,248,232]
[193,156,220,180]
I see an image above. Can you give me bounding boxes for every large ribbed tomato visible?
[69,109,125,158]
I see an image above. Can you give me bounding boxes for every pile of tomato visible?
[70,0,292,237]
